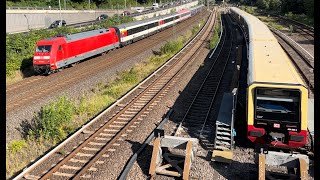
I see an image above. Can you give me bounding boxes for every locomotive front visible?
[247,83,308,150]
[33,38,63,74]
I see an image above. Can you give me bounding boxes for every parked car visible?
[49,20,66,28]
[152,3,159,9]
[97,14,108,20]
[122,11,131,16]
[136,8,143,13]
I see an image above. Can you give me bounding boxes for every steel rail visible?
[44,10,215,180]
[6,13,205,113]
[13,9,214,180]
[268,25,314,67]
[199,14,234,138]
[272,31,314,92]
[174,13,230,138]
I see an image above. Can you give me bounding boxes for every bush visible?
[288,25,293,35]
[285,12,314,27]
[28,96,75,142]
[160,40,183,55]
[210,15,221,49]
[7,140,28,154]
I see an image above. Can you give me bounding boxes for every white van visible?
[152,3,159,9]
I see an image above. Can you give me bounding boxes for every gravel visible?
[78,14,214,179]
[275,18,314,57]
[5,14,206,145]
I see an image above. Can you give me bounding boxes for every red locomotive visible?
[33,28,120,74]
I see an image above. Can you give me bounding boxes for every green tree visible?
[268,0,281,10]
[280,0,305,14]
[256,0,269,9]
[304,0,314,17]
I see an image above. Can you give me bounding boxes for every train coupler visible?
[149,130,198,180]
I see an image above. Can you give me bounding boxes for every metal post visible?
[89,0,90,9]
[64,0,66,10]
[24,14,30,30]
[125,0,126,9]
[58,0,62,25]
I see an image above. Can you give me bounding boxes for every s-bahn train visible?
[229,7,309,150]
[33,5,204,74]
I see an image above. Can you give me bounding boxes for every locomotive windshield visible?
[36,45,52,53]
[254,88,300,123]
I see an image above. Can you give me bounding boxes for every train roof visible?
[115,12,179,29]
[230,7,305,86]
[230,7,276,42]
[39,28,112,43]
[114,5,205,30]
[64,28,111,42]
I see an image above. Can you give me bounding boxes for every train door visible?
[56,44,65,63]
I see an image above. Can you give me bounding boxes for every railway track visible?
[174,13,234,150]
[269,26,314,93]
[6,11,209,114]
[277,15,314,39]
[13,9,217,180]
[257,12,314,41]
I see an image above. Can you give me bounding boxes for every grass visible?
[6,138,55,179]
[239,5,259,14]
[7,140,28,154]
[284,12,314,27]
[6,19,206,179]
[256,15,289,31]
[240,6,289,31]
[240,5,313,29]
[209,13,221,49]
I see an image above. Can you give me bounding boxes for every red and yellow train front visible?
[33,38,64,74]
[247,83,308,149]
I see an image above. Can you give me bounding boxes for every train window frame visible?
[253,87,301,125]
[164,17,174,24]
[36,45,52,53]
